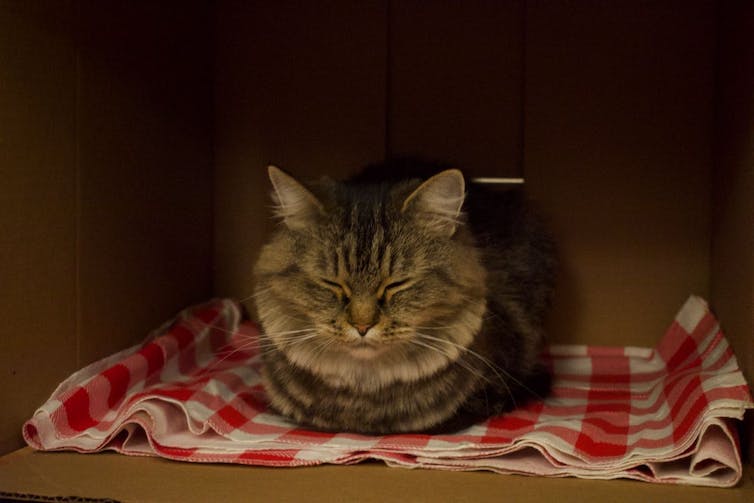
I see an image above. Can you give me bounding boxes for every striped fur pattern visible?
[253,162,556,434]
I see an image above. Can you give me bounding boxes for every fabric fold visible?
[24,296,753,487]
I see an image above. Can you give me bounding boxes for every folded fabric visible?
[24,296,753,487]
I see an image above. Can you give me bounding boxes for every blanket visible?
[23,296,753,487]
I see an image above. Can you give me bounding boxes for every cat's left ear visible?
[402,169,466,236]
[267,165,324,230]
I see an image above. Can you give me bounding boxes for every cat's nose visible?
[353,323,373,336]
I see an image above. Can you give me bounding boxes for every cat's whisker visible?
[208,330,321,371]
[310,336,337,360]
[256,333,318,347]
[250,339,312,350]
[258,327,320,337]
[277,333,321,348]
[202,326,309,351]
[260,306,310,324]
[412,324,457,331]
[415,333,538,405]
[181,319,320,355]
[236,287,273,304]
[184,318,239,337]
[206,344,259,371]
[407,339,488,384]
[409,338,495,385]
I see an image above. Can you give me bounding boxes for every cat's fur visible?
[253,160,556,434]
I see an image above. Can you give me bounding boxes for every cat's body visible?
[253,161,556,434]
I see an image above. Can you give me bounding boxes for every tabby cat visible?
[253,161,556,434]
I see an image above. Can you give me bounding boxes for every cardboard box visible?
[1,1,752,500]
[1,449,752,502]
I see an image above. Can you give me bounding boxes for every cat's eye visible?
[319,278,351,299]
[320,278,341,289]
[384,279,410,291]
[378,278,412,302]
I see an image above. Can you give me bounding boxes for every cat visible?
[252,160,556,434]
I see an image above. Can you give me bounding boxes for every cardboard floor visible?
[1,448,752,502]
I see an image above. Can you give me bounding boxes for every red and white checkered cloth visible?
[24,296,753,487]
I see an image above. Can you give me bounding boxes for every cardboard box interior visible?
[1,0,752,500]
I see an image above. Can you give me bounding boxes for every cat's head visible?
[253,166,486,380]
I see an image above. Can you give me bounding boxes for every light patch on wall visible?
[471,177,525,185]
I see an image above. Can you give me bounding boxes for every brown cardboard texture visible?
[1,1,752,501]
[1,448,753,503]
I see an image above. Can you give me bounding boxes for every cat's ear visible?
[267,165,324,230]
[401,169,466,236]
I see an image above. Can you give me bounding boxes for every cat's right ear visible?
[267,165,324,230]
[402,169,466,236]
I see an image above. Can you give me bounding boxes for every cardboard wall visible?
[0,1,214,455]
[524,1,716,346]
[213,0,387,303]
[713,0,754,457]
[387,0,524,176]
[1,0,78,457]
[2,448,752,502]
